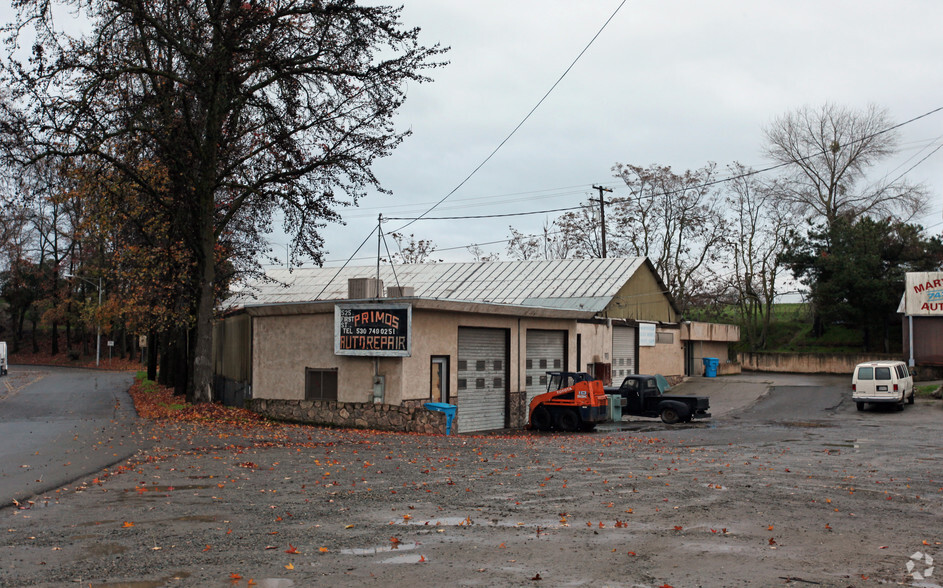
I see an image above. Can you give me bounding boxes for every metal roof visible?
[230,258,648,313]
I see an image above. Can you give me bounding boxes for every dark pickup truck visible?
[604,374,711,424]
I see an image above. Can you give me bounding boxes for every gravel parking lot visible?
[2,374,942,587]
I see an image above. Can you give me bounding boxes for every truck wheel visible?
[556,409,580,432]
[660,407,680,424]
[531,406,552,431]
[856,402,864,411]
[908,391,915,404]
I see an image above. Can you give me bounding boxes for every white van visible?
[0,341,7,376]
[852,360,914,411]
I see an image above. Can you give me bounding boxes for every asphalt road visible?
[2,372,942,587]
[0,366,144,505]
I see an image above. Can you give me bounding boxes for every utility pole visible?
[592,185,613,258]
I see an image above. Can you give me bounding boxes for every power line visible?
[386,104,943,222]
[389,0,628,234]
[385,203,590,221]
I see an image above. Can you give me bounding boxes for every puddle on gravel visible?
[340,542,419,555]
[89,572,191,588]
[382,553,427,564]
[78,520,118,527]
[174,515,218,523]
[125,485,212,493]
[398,516,562,529]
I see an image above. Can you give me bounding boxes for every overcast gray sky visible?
[298,0,943,267]
[5,0,941,267]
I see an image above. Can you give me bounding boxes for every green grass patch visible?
[915,384,940,398]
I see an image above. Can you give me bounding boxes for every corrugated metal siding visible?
[525,330,566,407]
[213,313,251,381]
[456,327,507,433]
[612,326,636,381]
[231,258,647,312]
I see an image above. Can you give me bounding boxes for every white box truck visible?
[0,341,7,376]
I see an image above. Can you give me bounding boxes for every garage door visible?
[612,326,636,382]
[525,330,566,407]
[457,328,508,433]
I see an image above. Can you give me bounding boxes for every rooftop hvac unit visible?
[348,278,384,299]
[386,286,415,298]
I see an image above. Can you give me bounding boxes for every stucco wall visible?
[249,307,614,423]
[638,327,683,377]
[576,321,612,369]
[251,313,404,403]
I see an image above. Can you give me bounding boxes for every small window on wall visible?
[656,332,674,344]
[305,368,338,401]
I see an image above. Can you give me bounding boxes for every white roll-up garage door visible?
[612,326,637,382]
[457,327,507,433]
[525,330,566,407]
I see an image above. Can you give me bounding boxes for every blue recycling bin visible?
[424,402,457,435]
[702,357,719,378]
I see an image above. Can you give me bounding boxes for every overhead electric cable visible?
[390,0,628,234]
[386,204,591,221]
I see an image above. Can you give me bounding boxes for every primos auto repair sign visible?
[904,272,943,315]
[335,303,412,357]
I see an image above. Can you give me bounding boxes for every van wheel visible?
[856,402,864,411]
[896,401,904,412]
[908,392,915,405]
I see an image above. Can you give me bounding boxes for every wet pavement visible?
[2,371,943,587]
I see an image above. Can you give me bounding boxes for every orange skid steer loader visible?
[528,372,610,432]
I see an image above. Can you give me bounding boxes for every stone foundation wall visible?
[509,390,527,428]
[246,398,447,435]
[738,352,899,375]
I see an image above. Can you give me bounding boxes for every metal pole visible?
[908,314,915,368]
[592,185,613,258]
[96,277,102,367]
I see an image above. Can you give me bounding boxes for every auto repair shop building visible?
[215,258,737,433]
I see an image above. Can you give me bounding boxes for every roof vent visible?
[348,278,384,299]
[387,286,415,298]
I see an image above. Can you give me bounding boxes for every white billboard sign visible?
[904,272,943,315]
[638,322,656,347]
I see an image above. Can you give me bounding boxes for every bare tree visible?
[506,219,575,261]
[388,232,439,264]
[724,163,798,349]
[764,103,928,227]
[466,244,500,263]
[612,163,728,313]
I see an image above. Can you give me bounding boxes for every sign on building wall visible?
[335,303,412,357]
[638,322,656,347]
[904,272,943,316]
